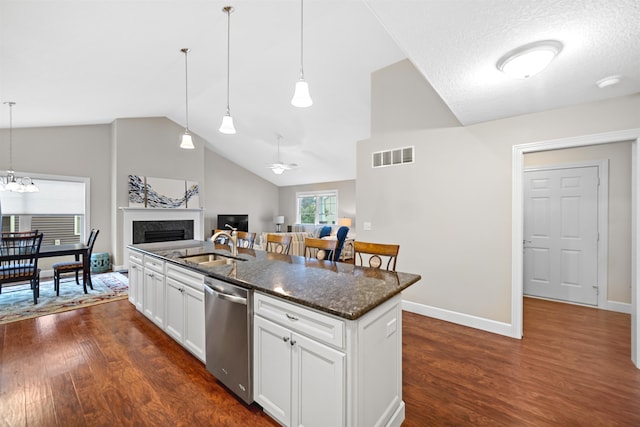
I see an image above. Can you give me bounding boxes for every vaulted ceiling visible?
[1,0,639,186]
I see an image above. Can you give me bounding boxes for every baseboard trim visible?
[604,300,632,314]
[402,300,515,338]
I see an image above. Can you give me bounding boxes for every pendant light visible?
[291,0,312,108]
[1,102,39,193]
[219,6,236,135]
[179,48,195,149]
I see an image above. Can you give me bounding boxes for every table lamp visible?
[274,216,285,232]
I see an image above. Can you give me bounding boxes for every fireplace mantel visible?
[121,207,204,268]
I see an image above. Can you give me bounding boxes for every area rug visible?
[0,272,129,324]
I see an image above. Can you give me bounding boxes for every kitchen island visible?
[128,239,421,427]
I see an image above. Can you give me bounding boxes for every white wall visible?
[524,142,632,304]
[278,180,356,231]
[358,59,640,327]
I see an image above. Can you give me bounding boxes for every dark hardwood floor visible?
[1,297,639,426]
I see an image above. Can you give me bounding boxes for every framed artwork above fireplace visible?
[128,175,200,209]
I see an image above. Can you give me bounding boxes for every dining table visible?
[38,243,92,293]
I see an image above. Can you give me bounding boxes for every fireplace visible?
[121,207,204,270]
[133,220,194,244]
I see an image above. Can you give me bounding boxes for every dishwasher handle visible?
[210,287,247,305]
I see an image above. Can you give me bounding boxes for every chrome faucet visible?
[211,224,238,257]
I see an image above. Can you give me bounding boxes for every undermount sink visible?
[181,253,236,267]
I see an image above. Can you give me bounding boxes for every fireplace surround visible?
[122,207,204,269]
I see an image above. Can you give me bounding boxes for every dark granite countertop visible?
[128,240,421,320]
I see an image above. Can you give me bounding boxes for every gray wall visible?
[112,117,207,266]
[358,59,640,324]
[278,180,356,231]
[1,116,278,268]
[0,123,112,271]
[204,148,279,238]
[524,142,632,304]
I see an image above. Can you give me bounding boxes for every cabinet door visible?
[128,261,144,311]
[292,333,345,427]
[165,277,185,343]
[254,316,292,426]
[143,270,164,328]
[151,273,165,328]
[183,285,205,363]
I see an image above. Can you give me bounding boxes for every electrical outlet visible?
[363,221,372,230]
[55,239,61,245]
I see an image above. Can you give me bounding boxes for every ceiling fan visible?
[267,135,298,175]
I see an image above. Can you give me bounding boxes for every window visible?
[296,190,338,225]
[0,176,88,245]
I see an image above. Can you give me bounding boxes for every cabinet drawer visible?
[166,263,204,292]
[254,292,344,349]
[129,250,143,265]
[144,255,165,274]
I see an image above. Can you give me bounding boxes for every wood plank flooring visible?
[1,297,639,426]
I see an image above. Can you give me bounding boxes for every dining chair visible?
[332,226,350,261]
[52,229,99,295]
[352,241,400,271]
[265,233,292,255]
[0,231,44,304]
[304,237,338,261]
[237,231,256,249]
[212,229,230,244]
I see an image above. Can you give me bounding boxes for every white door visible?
[524,166,599,305]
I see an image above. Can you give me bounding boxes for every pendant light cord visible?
[5,102,14,171]
[183,48,190,130]
[299,0,305,80]
[226,7,231,114]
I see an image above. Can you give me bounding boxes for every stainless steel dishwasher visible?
[204,277,253,404]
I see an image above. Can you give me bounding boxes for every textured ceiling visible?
[1,0,639,186]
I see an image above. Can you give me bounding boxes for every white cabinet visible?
[253,292,404,427]
[165,263,206,363]
[254,315,345,427]
[127,250,144,312]
[143,255,165,328]
[254,293,346,427]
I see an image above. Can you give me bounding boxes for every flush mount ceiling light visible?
[496,40,563,79]
[179,48,195,149]
[291,0,312,108]
[596,75,622,88]
[0,102,39,193]
[219,6,236,135]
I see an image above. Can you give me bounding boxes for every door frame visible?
[512,128,640,368]
[524,161,610,309]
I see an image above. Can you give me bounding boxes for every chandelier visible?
[1,102,39,192]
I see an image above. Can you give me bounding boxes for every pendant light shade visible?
[291,0,312,108]
[292,80,312,108]
[179,48,195,149]
[219,6,236,135]
[219,114,236,135]
[180,131,194,149]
